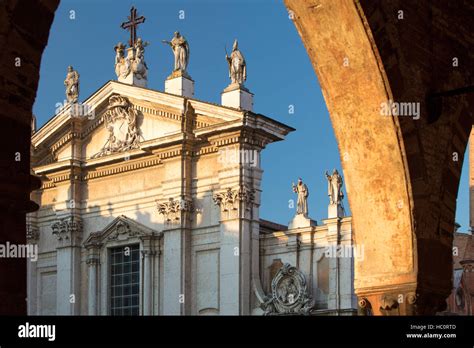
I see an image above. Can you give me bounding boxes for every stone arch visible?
[285,0,473,314]
[0,0,59,314]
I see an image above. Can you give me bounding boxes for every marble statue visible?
[325,169,344,205]
[162,32,190,73]
[114,42,130,79]
[134,38,147,62]
[132,38,149,80]
[226,39,246,85]
[64,66,79,104]
[114,39,148,83]
[292,178,308,216]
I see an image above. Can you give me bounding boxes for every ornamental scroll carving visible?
[261,263,314,316]
[157,197,194,223]
[92,95,140,158]
[107,220,141,241]
[52,217,83,242]
[212,186,255,212]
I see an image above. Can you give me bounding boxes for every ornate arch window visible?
[84,215,161,315]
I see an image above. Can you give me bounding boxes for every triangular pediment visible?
[84,215,160,246]
[32,80,247,166]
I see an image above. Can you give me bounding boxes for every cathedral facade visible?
[27,12,356,316]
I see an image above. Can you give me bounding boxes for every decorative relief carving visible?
[92,95,140,158]
[261,263,314,315]
[213,188,238,211]
[357,298,372,316]
[84,215,158,248]
[157,197,194,222]
[212,185,255,212]
[107,220,141,241]
[52,217,82,242]
[380,294,399,311]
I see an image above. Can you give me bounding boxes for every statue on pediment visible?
[226,39,246,85]
[162,31,190,74]
[114,42,130,79]
[64,66,79,104]
[114,39,148,83]
[292,178,309,216]
[131,38,149,80]
[325,169,344,205]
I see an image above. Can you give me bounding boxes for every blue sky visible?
[33,0,470,230]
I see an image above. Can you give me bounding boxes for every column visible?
[324,215,340,313]
[26,222,39,315]
[86,257,99,315]
[52,216,82,315]
[141,249,155,315]
[213,162,259,315]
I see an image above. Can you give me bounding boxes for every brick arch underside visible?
[0,0,59,314]
[285,0,473,314]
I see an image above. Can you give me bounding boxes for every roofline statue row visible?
[64,7,255,114]
[289,171,345,229]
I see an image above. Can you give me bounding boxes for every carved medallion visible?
[107,220,140,241]
[92,95,140,158]
[261,263,314,315]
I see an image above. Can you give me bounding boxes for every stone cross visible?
[121,6,146,47]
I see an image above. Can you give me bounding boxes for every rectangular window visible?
[110,244,140,316]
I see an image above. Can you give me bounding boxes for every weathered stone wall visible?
[285,0,474,314]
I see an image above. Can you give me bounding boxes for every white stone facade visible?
[27,80,356,315]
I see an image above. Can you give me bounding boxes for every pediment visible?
[32,80,246,166]
[84,215,159,247]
